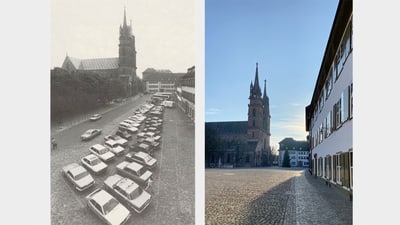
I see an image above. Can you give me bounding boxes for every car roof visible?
[90,189,114,206]
[69,165,86,177]
[126,161,143,172]
[84,154,98,161]
[92,144,106,150]
[105,139,117,145]
[136,151,149,159]
[116,177,139,195]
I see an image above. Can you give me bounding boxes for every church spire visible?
[123,6,127,27]
[253,63,262,97]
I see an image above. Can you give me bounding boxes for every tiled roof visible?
[78,57,119,70]
[206,121,248,135]
[278,138,309,151]
[63,56,119,71]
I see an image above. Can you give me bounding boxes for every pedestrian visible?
[146,178,153,194]
[51,137,57,150]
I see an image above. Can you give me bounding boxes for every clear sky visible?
[51,0,195,77]
[205,0,339,150]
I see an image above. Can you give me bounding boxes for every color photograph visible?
[205,0,353,224]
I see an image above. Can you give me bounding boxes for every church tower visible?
[247,63,271,166]
[118,8,137,93]
[247,63,263,141]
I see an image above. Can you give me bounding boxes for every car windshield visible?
[91,158,101,165]
[144,155,152,162]
[97,148,107,154]
[128,187,142,200]
[84,130,92,135]
[103,198,119,215]
[75,170,88,180]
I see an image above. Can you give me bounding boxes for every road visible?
[51,95,195,225]
[205,168,352,225]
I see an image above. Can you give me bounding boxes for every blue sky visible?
[205,0,339,150]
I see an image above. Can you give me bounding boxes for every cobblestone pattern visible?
[205,168,352,225]
[205,169,301,225]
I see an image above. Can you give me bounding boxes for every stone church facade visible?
[205,63,272,167]
[61,9,139,96]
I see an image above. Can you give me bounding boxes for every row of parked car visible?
[62,101,166,225]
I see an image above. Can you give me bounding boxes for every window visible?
[336,153,343,185]
[350,151,353,189]
[341,88,349,123]
[253,108,256,117]
[325,111,332,138]
[325,68,333,99]
[334,100,341,129]
[349,84,353,118]
[252,119,255,127]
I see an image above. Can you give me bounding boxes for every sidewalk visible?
[51,95,140,135]
[292,170,353,225]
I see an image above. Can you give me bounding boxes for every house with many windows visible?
[278,138,309,167]
[142,68,185,93]
[305,0,352,196]
[176,66,195,121]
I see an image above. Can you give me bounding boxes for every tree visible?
[282,150,291,167]
[205,125,222,167]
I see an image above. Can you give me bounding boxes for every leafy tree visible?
[282,150,291,167]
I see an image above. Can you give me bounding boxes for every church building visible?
[205,63,271,167]
[61,8,139,95]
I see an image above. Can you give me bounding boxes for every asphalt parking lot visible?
[51,97,195,225]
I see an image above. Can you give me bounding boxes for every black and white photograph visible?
[50,0,195,224]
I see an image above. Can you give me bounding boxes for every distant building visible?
[205,63,271,167]
[142,68,185,93]
[177,66,195,121]
[278,138,309,167]
[305,0,353,194]
[61,8,139,96]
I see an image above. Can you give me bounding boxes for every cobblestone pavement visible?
[205,168,352,225]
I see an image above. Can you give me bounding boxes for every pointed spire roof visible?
[123,6,127,28]
[253,63,262,97]
[263,79,267,98]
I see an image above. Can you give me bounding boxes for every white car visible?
[104,135,128,147]
[81,154,108,175]
[119,122,138,133]
[104,174,152,213]
[123,120,141,128]
[104,140,125,156]
[89,144,115,162]
[90,114,102,121]
[116,161,152,185]
[125,151,157,170]
[62,163,95,191]
[86,188,131,225]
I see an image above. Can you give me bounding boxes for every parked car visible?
[81,129,102,141]
[104,140,125,156]
[90,114,102,121]
[125,151,157,169]
[143,138,160,149]
[104,135,128,147]
[137,132,147,139]
[62,163,95,191]
[136,143,151,154]
[123,120,141,128]
[89,144,115,162]
[86,188,131,225]
[104,174,152,213]
[116,129,132,140]
[119,122,138,133]
[116,161,152,185]
[81,154,108,175]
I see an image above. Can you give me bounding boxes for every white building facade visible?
[278,138,309,167]
[305,0,353,194]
